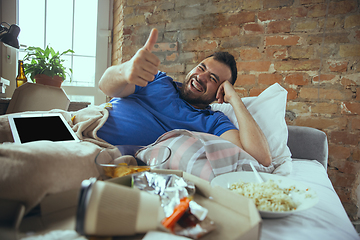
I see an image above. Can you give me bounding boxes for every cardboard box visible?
[108,169,261,240]
[6,82,70,114]
[18,170,261,240]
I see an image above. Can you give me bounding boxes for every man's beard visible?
[179,78,215,108]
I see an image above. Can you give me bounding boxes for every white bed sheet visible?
[260,160,359,240]
[19,160,359,240]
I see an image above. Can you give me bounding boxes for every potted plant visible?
[23,45,74,87]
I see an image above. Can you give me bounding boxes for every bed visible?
[261,125,359,240]
[0,83,358,239]
[0,125,357,240]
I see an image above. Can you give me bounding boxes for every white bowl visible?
[211,172,319,218]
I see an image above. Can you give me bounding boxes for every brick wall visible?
[112,0,360,220]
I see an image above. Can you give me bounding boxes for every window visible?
[17,0,111,105]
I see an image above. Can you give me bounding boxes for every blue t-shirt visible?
[97,71,237,146]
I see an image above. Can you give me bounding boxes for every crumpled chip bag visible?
[132,172,216,239]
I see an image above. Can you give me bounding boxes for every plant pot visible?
[34,74,63,88]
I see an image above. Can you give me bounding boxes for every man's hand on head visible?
[217,80,272,167]
[125,28,160,87]
[216,81,240,105]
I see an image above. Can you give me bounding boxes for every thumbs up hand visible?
[99,29,161,98]
[124,28,160,87]
[143,28,158,52]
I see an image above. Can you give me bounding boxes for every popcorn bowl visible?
[95,145,171,179]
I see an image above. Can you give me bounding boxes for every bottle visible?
[16,60,27,87]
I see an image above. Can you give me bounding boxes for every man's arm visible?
[99,28,160,98]
[217,81,272,167]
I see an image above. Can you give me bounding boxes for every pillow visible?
[137,129,275,181]
[210,83,292,175]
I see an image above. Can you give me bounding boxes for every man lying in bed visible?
[97,28,272,167]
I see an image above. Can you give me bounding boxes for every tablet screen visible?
[8,114,79,144]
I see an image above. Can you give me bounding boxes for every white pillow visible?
[210,83,292,175]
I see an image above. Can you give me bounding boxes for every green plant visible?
[23,45,74,82]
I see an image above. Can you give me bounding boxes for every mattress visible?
[260,160,359,240]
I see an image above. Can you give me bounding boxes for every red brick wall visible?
[112,0,360,220]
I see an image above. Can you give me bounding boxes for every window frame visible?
[1,0,112,105]
[62,0,112,105]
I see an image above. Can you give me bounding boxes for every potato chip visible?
[103,166,115,178]
[103,163,150,178]
[113,165,150,177]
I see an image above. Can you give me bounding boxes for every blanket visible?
[137,129,275,182]
[0,106,111,213]
[0,141,101,213]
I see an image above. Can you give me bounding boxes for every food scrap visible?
[162,197,191,230]
[103,102,113,109]
[71,115,76,123]
[103,163,150,178]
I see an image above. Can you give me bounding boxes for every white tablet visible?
[8,113,80,144]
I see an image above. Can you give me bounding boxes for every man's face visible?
[180,57,232,109]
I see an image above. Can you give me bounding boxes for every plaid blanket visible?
[137,129,275,181]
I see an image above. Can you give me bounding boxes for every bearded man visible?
[97,29,272,166]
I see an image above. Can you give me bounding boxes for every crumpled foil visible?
[132,172,196,217]
[132,172,215,239]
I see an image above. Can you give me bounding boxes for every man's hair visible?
[206,52,237,85]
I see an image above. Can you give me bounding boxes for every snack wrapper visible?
[132,172,195,217]
[132,172,215,239]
